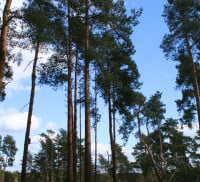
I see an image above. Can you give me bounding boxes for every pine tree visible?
[0,0,12,99]
[161,0,200,129]
[20,1,60,181]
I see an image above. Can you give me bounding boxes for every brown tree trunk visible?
[184,34,200,130]
[94,66,98,182]
[0,0,12,94]
[67,1,74,181]
[21,41,40,182]
[84,0,92,182]
[73,49,78,182]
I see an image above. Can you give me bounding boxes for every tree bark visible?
[73,49,78,182]
[0,0,12,95]
[108,96,117,182]
[67,1,74,181]
[84,0,92,181]
[94,66,98,182]
[21,41,40,182]
[184,34,200,130]
[79,88,82,182]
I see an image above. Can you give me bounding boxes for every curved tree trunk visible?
[0,0,12,95]
[21,41,40,182]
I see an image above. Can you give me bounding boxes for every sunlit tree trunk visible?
[0,0,12,94]
[21,41,40,182]
[84,0,92,181]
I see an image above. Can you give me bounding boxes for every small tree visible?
[0,135,18,182]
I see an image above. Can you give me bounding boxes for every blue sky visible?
[0,0,197,171]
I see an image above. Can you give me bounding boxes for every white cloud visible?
[45,121,57,131]
[179,123,199,137]
[0,107,41,133]
[29,135,42,153]
[11,0,23,9]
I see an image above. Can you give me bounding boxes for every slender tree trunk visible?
[94,67,98,182]
[79,88,82,182]
[1,158,7,182]
[67,1,74,181]
[108,95,117,182]
[94,123,97,182]
[51,144,54,182]
[21,41,40,182]
[112,103,117,181]
[184,34,200,130]
[73,49,78,182]
[84,0,92,181]
[0,0,12,94]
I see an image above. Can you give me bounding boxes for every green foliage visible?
[21,0,62,47]
[161,0,200,124]
[132,118,200,181]
[28,129,85,182]
[0,135,18,169]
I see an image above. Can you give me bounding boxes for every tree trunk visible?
[73,49,78,182]
[184,34,200,130]
[1,161,7,182]
[79,88,82,182]
[0,0,12,95]
[21,41,40,182]
[84,0,92,181]
[108,96,117,182]
[94,67,98,182]
[67,1,74,181]
[112,103,117,182]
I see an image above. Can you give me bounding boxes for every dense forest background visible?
[0,0,200,182]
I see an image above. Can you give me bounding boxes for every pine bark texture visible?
[84,0,92,181]
[0,0,12,94]
[21,41,40,182]
[73,49,78,182]
[67,1,74,181]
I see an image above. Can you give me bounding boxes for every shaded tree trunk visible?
[94,66,98,182]
[79,88,82,182]
[21,41,40,182]
[67,1,74,181]
[73,49,78,182]
[84,0,92,181]
[108,95,117,182]
[0,0,12,94]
